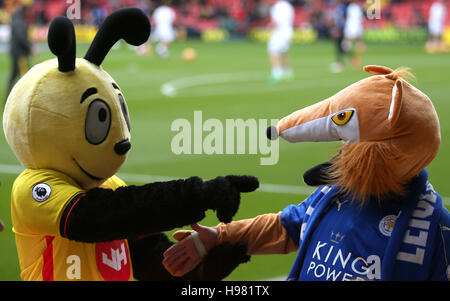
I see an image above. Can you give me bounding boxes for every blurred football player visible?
[5,2,33,104]
[151,1,176,58]
[330,0,349,73]
[267,0,295,84]
[425,0,447,54]
[342,0,365,67]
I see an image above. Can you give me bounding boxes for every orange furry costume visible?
[163,66,450,281]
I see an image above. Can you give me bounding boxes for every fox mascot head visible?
[269,65,441,202]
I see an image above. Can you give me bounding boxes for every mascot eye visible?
[118,94,131,131]
[331,110,354,126]
[85,99,111,145]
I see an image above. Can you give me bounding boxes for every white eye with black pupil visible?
[85,99,111,145]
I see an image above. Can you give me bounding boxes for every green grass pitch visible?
[0,39,449,281]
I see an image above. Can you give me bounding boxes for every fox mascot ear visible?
[363,65,393,75]
[364,65,404,127]
[388,80,403,126]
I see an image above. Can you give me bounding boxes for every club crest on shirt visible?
[95,240,131,281]
[379,215,397,237]
[32,183,52,202]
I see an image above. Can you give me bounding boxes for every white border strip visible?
[1,164,449,206]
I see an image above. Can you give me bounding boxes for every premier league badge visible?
[32,183,52,202]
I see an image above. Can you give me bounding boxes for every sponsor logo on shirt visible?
[306,239,381,281]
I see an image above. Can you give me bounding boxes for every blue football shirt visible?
[280,170,450,281]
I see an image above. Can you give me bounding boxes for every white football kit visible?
[428,1,446,36]
[344,3,364,40]
[268,0,294,55]
[152,5,176,43]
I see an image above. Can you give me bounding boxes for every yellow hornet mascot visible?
[163,65,450,281]
[3,8,257,281]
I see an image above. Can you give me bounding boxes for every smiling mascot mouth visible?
[73,158,103,181]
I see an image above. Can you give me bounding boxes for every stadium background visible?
[0,0,449,281]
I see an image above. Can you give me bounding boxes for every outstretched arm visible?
[214,213,298,255]
[129,232,250,281]
[60,175,258,242]
[163,213,298,276]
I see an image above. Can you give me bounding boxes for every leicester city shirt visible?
[297,195,401,280]
[280,169,450,281]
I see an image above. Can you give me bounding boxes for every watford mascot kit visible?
[3,8,258,281]
[3,8,450,282]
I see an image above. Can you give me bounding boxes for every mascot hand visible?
[163,223,250,279]
[163,223,218,276]
[204,175,259,223]
[200,242,250,281]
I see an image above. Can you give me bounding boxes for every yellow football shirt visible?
[11,168,133,281]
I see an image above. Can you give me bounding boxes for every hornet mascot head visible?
[4,9,147,190]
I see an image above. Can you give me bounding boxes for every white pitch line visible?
[159,72,355,98]
[0,164,449,206]
[0,164,24,174]
[160,72,267,97]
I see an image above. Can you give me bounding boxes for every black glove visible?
[129,233,250,281]
[198,242,251,281]
[203,175,259,223]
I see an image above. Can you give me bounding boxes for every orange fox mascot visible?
[163,65,450,281]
